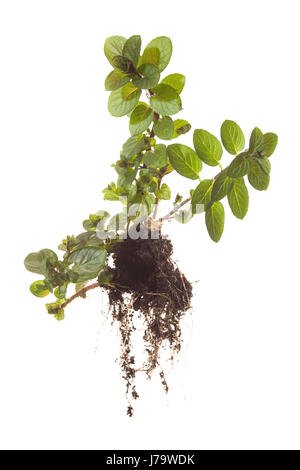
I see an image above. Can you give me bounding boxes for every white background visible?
[0,0,299,450]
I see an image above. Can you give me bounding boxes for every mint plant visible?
[24,35,278,415]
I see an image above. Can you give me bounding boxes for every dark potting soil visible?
[102,231,192,416]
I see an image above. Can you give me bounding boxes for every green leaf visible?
[122,134,146,160]
[30,280,50,298]
[228,178,249,219]
[82,220,98,232]
[54,311,65,321]
[105,69,131,91]
[58,235,76,253]
[140,47,159,70]
[38,249,58,277]
[82,211,109,231]
[65,270,79,283]
[153,116,174,140]
[227,153,252,178]
[43,279,54,292]
[211,171,233,202]
[139,168,153,185]
[167,143,202,180]
[104,36,127,66]
[73,232,104,250]
[46,299,65,316]
[129,103,154,136]
[143,144,168,168]
[25,249,58,277]
[111,55,134,73]
[173,119,191,138]
[150,84,182,116]
[143,193,156,214]
[147,179,158,193]
[155,183,171,200]
[108,83,141,117]
[249,127,264,155]
[24,252,42,274]
[262,133,278,157]
[161,73,185,94]
[191,179,213,214]
[130,192,155,219]
[98,267,115,286]
[103,186,121,201]
[67,247,107,283]
[122,35,141,68]
[248,159,270,190]
[117,166,139,187]
[193,129,223,166]
[132,63,160,89]
[54,284,67,300]
[141,36,172,72]
[254,157,271,175]
[205,201,225,243]
[103,181,136,203]
[123,183,137,201]
[220,120,245,155]
[46,301,60,314]
[114,160,132,176]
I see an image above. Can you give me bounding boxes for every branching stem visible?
[160,152,259,222]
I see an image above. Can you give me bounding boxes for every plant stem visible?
[153,177,162,219]
[160,164,226,222]
[150,112,159,138]
[160,197,191,222]
[60,282,100,309]
[147,101,161,217]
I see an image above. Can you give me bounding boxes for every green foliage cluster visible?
[24,34,278,317]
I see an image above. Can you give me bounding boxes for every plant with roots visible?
[24,35,278,415]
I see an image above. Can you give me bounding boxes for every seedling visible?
[24,35,278,415]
